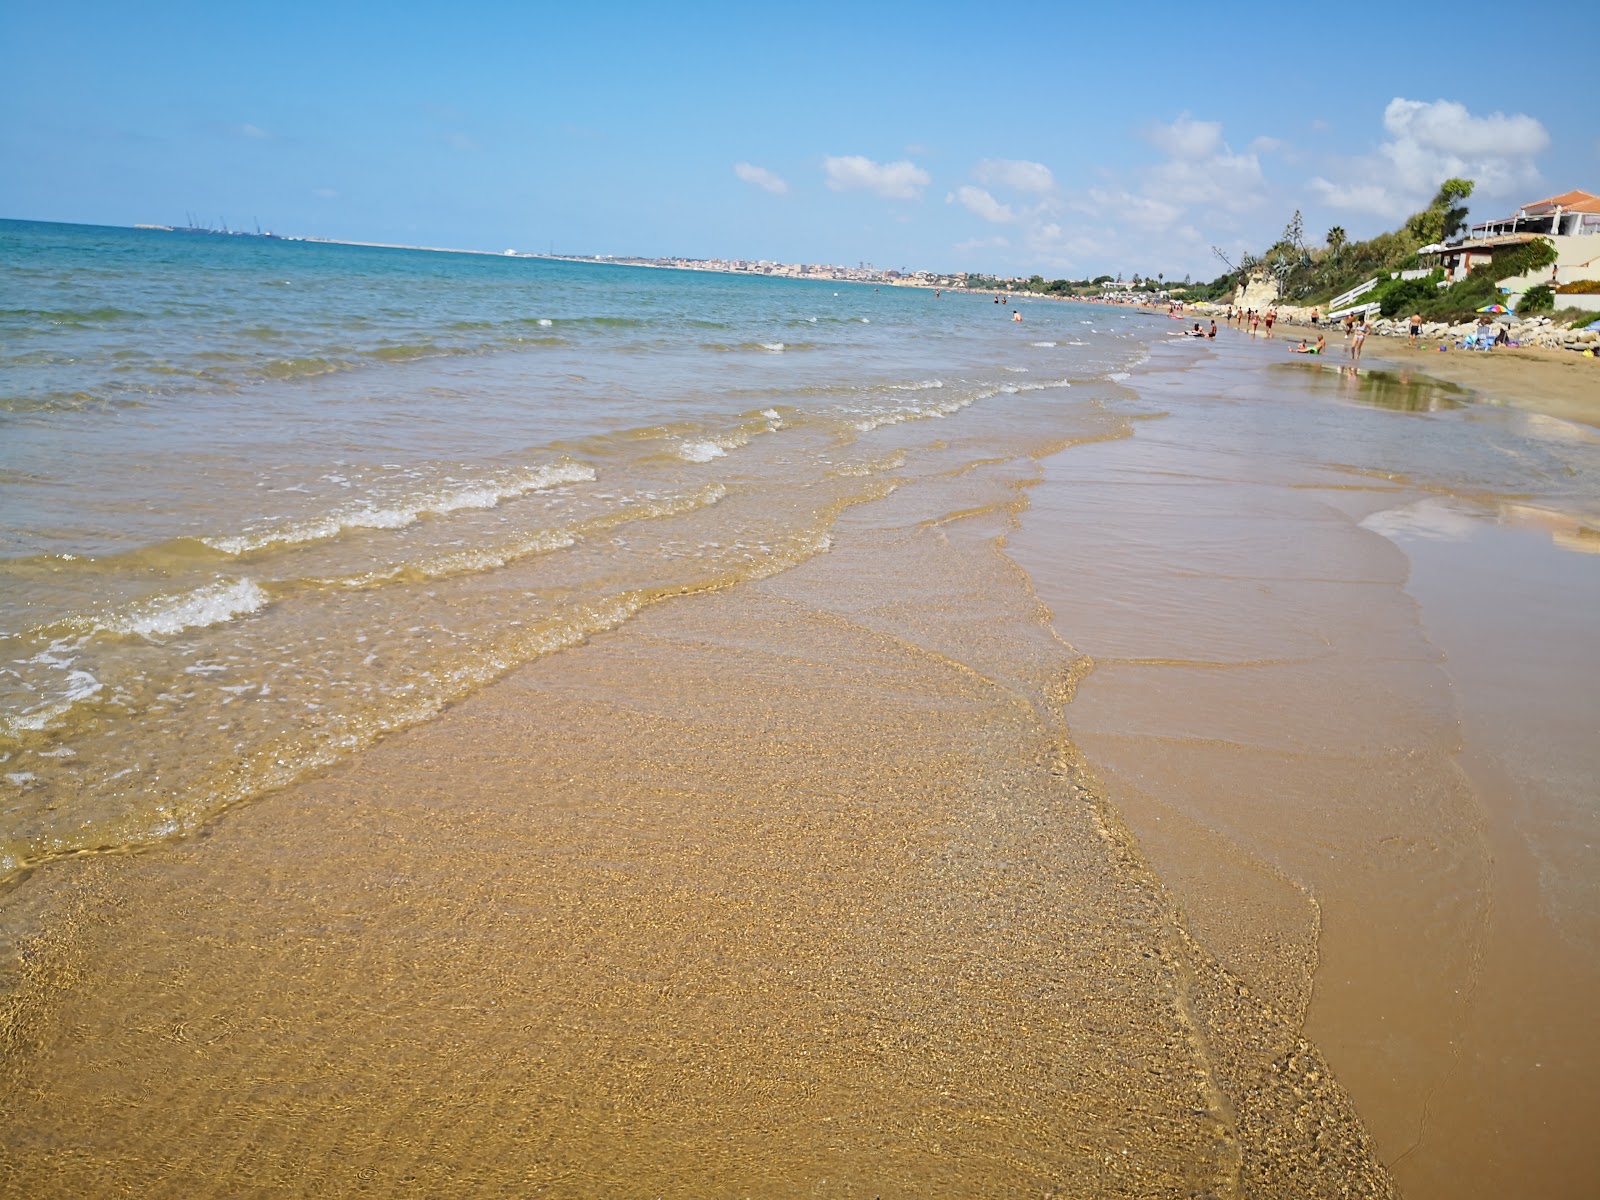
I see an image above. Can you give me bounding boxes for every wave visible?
[88,578,271,639]
[202,459,597,555]
[0,306,143,325]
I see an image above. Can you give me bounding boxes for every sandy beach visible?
[3,320,1597,1197]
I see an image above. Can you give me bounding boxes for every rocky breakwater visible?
[1362,315,1600,352]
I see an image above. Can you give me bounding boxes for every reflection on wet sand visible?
[1276,361,1469,413]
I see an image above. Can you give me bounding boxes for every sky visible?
[4,2,1596,281]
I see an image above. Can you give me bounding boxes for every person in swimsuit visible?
[1350,319,1369,362]
[1250,311,1261,335]
[1408,314,1422,348]
[1264,307,1277,338]
[1207,321,1217,339]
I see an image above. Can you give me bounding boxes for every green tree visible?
[1404,178,1476,245]
[1326,226,1347,255]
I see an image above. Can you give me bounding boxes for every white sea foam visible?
[1106,371,1130,382]
[760,342,785,352]
[0,667,103,739]
[537,318,554,326]
[95,578,270,638]
[1003,366,1029,373]
[1030,341,1058,348]
[678,441,728,463]
[203,460,597,555]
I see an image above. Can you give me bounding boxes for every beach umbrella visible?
[1587,319,1600,332]
[1476,304,1509,314]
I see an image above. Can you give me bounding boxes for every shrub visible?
[1520,285,1555,314]
[1550,307,1598,330]
[1485,237,1558,283]
[1378,274,1442,318]
[1555,279,1600,295]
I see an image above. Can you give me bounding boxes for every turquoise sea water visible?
[0,219,1150,876]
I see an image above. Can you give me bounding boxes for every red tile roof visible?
[1521,190,1600,215]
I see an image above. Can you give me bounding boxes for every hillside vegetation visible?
[1010,178,1586,327]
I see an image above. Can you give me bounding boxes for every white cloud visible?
[1311,98,1549,218]
[1248,136,1285,155]
[733,162,788,194]
[823,155,930,200]
[973,158,1056,194]
[1083,187,1185,232]
[237,123,273,140]
[948,185,1015,224]
[1384,98,1547,158]
[1145,115,1222,160]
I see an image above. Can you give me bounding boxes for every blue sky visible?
[4,2,1595,280]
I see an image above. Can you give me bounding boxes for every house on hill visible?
[1427,188,1600,301]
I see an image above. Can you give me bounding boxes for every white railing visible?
[1328,277,1379,309]
[1326,300,1382,322]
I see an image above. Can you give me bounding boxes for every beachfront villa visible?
[1426,188,1600,305]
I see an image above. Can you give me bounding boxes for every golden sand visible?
[1,441,1392,1196]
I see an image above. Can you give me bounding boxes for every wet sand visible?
[1358,340,1600,430]
[4,333,1597,1197]
[1008,339,1600,1197]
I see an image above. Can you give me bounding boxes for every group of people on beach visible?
[1213,304,1370,362]
[1225,306,1278,337]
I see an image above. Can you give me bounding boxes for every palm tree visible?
[1326,226,1347,256]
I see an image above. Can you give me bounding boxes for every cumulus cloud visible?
[734,162,788,194]
[823,155,930,200]
[1310,97,1549,218]
[973,158,1056,194]
[948,185,1015,224]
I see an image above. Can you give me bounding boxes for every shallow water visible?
[0,220,1134,880]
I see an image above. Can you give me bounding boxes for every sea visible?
[0,218,1145,880]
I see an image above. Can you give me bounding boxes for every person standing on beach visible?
[1350,318,1369,362]
[1264,307,1277,338]
[1208,321,1217,339]
[1251,311,1261,336]
[1408,313,1422,348]
[1311,307,1320,328]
